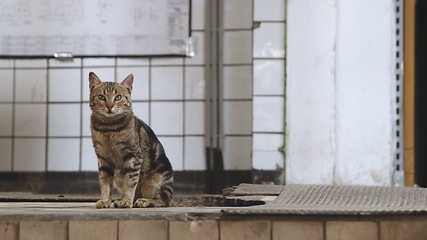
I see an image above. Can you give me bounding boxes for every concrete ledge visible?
[1,202,427,240]
[2,184,427,240]
[0,202,225,221]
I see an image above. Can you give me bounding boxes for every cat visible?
[88,72,174,208]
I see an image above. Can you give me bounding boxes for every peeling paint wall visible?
[286,0,395,185]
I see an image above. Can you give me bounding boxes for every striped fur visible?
[89,72,173,208]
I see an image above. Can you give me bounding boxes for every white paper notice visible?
[0,0,190,56]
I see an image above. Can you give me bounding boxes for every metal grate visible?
[393,0,405,186]
[223,184,427,215]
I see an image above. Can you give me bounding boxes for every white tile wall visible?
[13,138,46,171]
[252,133,284,170]
[223,136,252,170]
[150,102,183,135]
[252,1,286,173]
[0,139,12,171]
[223,66,253,100]
[253,151,284,170]
[49,58,82,68]
[253,23,286,58]
[223,0,253,29]
[0,59,13,68]
[151,57,184,66]
[254,0,286,21]
[14,104,47,137]
[15,59,47,68]
[191,0,206,30]
[82,58,115,67]
[47,138,80,171]
[253,133,284,152]
[15,69,47,102]
[81,138,97,171]
[253,96,284,133]
[159,136,184,171]
[223,101,252,135]
[81,105,92,137]
[220,0,256,173]
[253,60,285,96]
[184,136,206,170]
[0,0,286,174]
[48,104,81,137]
[221,0,255,173]
[116,58,149,66]
[185,101,204,135]
[184,66,205,100]
[0,69,14,102]
[48,69,81,102]
[133,102,150,124]
[223,31,253,64]
[0,104,13,136]
[151,67,184,100]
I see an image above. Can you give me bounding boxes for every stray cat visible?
[89,72,174,208]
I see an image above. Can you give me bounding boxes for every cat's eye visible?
[115,95,122,101]
[98,95,106,101]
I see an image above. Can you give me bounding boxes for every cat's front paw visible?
[96,200,111,209]
[113,198,133,208]
[134,198,154,208]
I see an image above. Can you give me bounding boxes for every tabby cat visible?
[89,72,174,208]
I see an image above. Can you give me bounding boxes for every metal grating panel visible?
[222,184,427,215]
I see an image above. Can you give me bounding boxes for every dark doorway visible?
[414,1,427,187]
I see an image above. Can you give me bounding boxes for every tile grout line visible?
[11,60,16,172]
[182,59,186,170]
[148,57,152,126]
[114,57,118,82]
[251,0,255,177]
[79,58,84,171]
[45,59,50,172]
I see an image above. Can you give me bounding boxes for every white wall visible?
[286,0,395,185]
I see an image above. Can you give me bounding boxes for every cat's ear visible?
[120,74,134,93]
[89,72,102,90]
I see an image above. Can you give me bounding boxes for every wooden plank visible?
[0,193,99,202]
[229,183,285,196]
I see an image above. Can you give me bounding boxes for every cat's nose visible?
[106,103,114,110]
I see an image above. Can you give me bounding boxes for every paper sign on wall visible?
[0,0,190,57]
